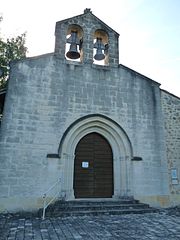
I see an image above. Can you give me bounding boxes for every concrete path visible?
[1,212,180,240]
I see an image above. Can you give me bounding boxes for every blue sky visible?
[1,0,180,96]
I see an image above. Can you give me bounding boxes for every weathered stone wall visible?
[0,53,170,211]
[161,90,180,206]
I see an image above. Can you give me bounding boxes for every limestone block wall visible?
[0,54,170,212]
[161,90,180,205]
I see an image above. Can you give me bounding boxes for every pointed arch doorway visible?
[74,132,113,198]
[59,115,133,200]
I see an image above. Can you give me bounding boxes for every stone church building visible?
[0,9,179,212]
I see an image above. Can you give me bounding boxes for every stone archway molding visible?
[59,114,133,199]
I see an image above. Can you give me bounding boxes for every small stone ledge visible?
[131,156,143,161]
[91,64,110,71]
[65,59,83,66]
[46,154,60,158]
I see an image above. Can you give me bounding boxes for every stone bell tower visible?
[54,8,119,67]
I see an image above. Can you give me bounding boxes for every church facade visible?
[0,9,179,212]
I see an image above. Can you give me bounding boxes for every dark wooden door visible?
[74,133,113,198]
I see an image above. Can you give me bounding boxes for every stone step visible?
[52,203,150,212]
[44,198,158,217]
[57,199,140,206]
[47,208,158,217]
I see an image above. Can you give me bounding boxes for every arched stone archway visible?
[59,115,133,200]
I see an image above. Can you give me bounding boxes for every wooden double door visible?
[74,133,113,198]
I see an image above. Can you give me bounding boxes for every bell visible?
[66,31,80,59]
[66,44,80,59]
[94,48,105,61]
[94,37,105,61]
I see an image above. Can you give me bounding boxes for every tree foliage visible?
[0,18,27,89]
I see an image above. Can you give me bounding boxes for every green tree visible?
[0,17,27,89]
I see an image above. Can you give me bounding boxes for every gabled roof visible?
[56,8,119,36]
[119,64,161,86]
[161,89,180,99]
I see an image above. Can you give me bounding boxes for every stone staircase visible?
[44,198,158,217]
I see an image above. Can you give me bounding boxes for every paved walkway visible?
[1,212,180,240]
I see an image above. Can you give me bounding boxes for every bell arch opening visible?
[65,24,83,62]
[93,29,109,66]
[58,115,133,200]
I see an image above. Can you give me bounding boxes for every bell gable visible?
[54,9,119,67]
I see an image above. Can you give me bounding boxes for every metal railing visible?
[42,178,61,220]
